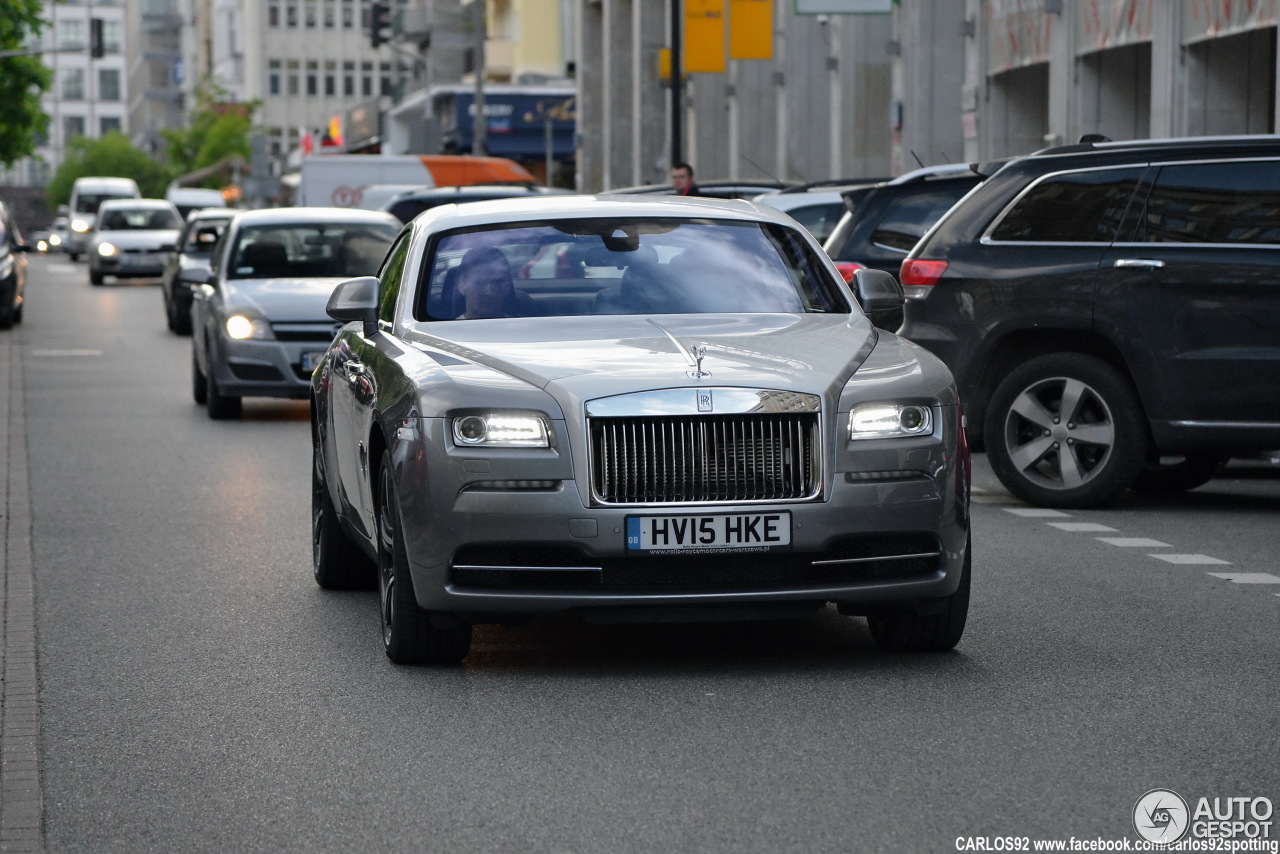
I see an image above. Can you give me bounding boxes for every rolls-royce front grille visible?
[590,413,821,504]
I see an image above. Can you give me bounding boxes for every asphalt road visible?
[8,254,1280,853]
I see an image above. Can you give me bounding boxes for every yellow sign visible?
[729,0,772,60]
[684,0,727,73]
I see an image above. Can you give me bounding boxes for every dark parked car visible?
[381,184,572,224]
[821,164,984,283]
[162,208,235,334]
[899,135,1280,507]
[0,199,31,329]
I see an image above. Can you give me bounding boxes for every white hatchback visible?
[88,199,183,286]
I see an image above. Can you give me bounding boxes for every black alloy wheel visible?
[984,353,1148,508]
[376,451,472,665]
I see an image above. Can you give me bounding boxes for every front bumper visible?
[393,417,969,618]
[211,335,330,400]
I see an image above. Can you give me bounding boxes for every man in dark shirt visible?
[670,162,702,196]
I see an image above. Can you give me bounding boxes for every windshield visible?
[76,192,136,214]
[229,222,399,279]
[417,219,848,320]
[98,207,182,231]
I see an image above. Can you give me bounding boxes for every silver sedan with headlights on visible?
[312,194,972,664]
[191,207,400,419]
[88,199,183,286]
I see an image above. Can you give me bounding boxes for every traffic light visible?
[369,2,391,49]
[89,17,104,59]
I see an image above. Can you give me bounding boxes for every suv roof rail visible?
[776,177,892,194]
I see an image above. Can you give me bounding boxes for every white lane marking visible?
[971,486,986,493]
[46,263,76,274]
[30,349,103,357]
[1207,572,1280,585]
[972,494,1020,504]
[1149,553,1232,565]
[1097,537,1172,548]
[1047,522,1118,532]
[1003,508,1072,517]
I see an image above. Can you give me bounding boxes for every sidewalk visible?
[0,328,44,853]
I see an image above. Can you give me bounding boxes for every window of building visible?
[341,1,354,29]
[62,67,85,101]
[361,61,373,97]
[103,20,122,54]
[268,60,282,95]
[343,62,355,96]
[324,2,335,28]
[100,116,121,136]
[286,4,297,27]
[305,0,316,28]
[379,61,392,97]
[98,68,121,102]
[64,116,86,142]
[287,59,300,96]
[269,5,279,26]
[306,60,318,96]
[269,127,284,156]
[324,60,336,96]
[59,19,84,50]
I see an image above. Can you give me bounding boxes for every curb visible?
[1,327,44,853]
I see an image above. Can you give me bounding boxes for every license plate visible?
[300,351,325,372]
[626,512,791,554]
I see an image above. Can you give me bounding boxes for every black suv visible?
[823,164,985,282]
[900,136,1280,507]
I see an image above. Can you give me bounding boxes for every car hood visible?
[404,313,880,405]
[221,277,349,321]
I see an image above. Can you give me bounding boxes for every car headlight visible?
[97,242,118,257]
[48,234,61,246]
[224,312,273,340]
[453,413,549,448]
[71,219,90,233]
[849,404,934,440]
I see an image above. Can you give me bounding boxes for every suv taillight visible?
[834,261,866,283]
[899,259,948,298]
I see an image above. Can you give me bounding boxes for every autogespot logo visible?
[1134,789,1191,843]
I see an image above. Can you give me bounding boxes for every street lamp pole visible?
[471,0,486,157]
[670,0,682,170]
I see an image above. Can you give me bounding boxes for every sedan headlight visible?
[224,312,273,340]
[453,413,549,448]
[97,242,118,257]
[849,403,934,440]
[71,219,90,233]
[48,234,61,246]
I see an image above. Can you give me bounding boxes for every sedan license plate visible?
[626,512,791,554]
[300,351,325,372]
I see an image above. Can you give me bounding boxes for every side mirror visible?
[159,243,177,253]
[57,204,69,216]
[178,262,212,285]
[327,276,379,338]
[853,268,905,331]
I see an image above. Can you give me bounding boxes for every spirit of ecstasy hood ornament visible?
[647,319,712,380]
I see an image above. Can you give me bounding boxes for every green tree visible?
[46,132,170,207]
[162,78,257,188]
[0,0,52,166]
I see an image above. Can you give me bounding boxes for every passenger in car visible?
[456,247,521,319]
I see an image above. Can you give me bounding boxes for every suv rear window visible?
[870,185,975,252]
[989,167,1144,243]
[1137,160,1280,245]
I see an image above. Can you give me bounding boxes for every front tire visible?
[191,346,208,404]
[868,536,971,652]
[984,353,1148,508]
[206,367,242,420]
[313,442,375,589]
[377,451,472,665]
[89,270,104,286]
